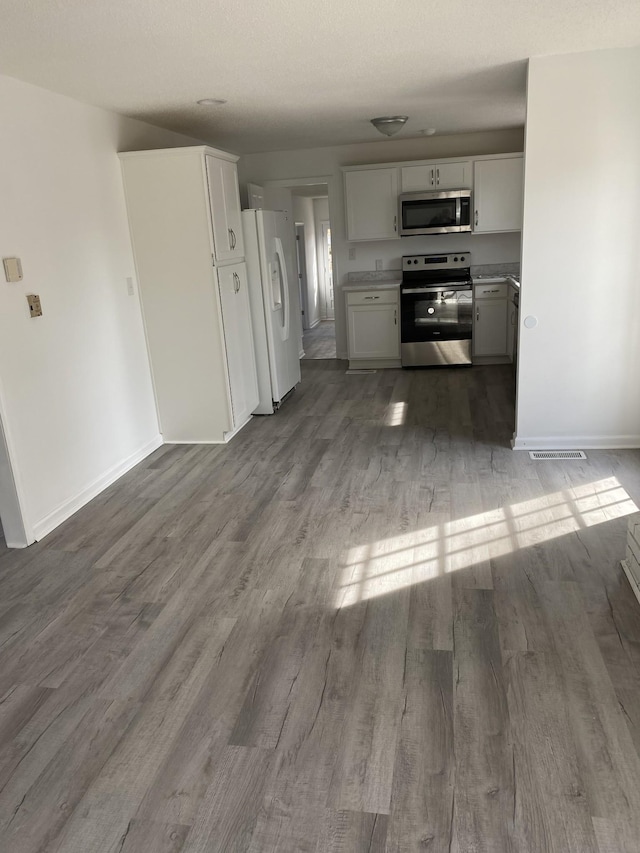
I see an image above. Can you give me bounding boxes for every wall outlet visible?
[126,276,135,296]
[348,247,356,261]
[375,259,383,270]
[26,294,42,318]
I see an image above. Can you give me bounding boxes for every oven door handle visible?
[402,283,471,294]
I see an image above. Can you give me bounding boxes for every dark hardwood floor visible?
[1,361,640,852]
[302,320,337,360]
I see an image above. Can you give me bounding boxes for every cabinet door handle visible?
[393,215,397,232]
[430,168,434,185]
[476,308,480,321]
[233,272,240,293]
[394,309,397,325]
[229,228,237,250]
[364,295,380,300]
[474,210,479,227]
[436,168,440,186]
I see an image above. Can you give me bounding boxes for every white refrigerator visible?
[242,209,302,414]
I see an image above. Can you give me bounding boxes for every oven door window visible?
[402,198,458,230]
[401,290,472,342]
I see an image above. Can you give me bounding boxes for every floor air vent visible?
[529,450,587,460]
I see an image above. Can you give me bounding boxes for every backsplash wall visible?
[342,231,521,275]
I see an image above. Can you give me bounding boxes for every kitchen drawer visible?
[347,290,398,306]
[474,282,507,299]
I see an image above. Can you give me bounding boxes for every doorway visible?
[291,186,335,360]
[263,177,337,361]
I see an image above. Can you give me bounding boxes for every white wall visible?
[292,195,320,328]
[239,128,524,356]
[0,74,205,544]
[515,47,640,449]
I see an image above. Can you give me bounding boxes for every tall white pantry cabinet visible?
[120,146,259,443]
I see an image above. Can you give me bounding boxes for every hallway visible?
[302,320,336,360]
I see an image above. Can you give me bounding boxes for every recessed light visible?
[421,128,437,136]
[197,98,227,106]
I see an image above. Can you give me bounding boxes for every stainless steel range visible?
[400,252,473,367]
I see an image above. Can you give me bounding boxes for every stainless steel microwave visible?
[398,189,472,236]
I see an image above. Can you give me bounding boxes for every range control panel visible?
[402,253,470,272]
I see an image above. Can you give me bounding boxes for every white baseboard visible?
[307,319,321,330]
[32,434,163,542]
[621,560,640,607]
[512,434,640,451]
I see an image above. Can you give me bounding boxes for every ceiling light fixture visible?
[370,116,408,137]
[197,98,227,106]
[421,128,436,136]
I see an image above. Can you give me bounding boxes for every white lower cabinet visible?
[217,263,259,429]
[473,281,508,358]
[346,289,400,366]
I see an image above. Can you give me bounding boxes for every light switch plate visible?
[3,257,23,282]
[348,247,356,261]
[27,294,42,317]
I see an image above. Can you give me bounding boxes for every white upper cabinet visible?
[401,161,471,192]
[206,154,245,262]
[344,167,399,241]
[473,157,524,233]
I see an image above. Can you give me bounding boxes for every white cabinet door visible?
[344,168,399,241]
[474,299,508,356]
[401,164,436,192]
[218,263,259,429]
[401,161,471,192]
[206,155,245,262]
[348,304,399,359]
[434,161,471,189]
[473,157,524,233]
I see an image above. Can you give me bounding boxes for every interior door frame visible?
[320,219,334,320]
[294,223,311,330]
[0,382,31,547]
[262,175,340,354]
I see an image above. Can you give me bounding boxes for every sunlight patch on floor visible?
[386,402,407,427]
[337,477,638,606]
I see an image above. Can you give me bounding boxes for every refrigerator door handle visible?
[274,237,290,340]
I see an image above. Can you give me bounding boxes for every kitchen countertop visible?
[343,279,401,292]
[473,274,520,289]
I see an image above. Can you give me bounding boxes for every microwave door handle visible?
[455,198,461,227]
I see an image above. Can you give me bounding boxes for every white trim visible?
[0,375,33,547]
[32,434,163,542]
[119,145,239,163]
[307,318,321,330]
[262,176,332,188]
[341,152,523,173]
[621,560,640,607]
[167,413,254,445]
[511,434,640,451]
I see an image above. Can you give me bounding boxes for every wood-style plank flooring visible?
[1,361,640,852]
[302,321,337,359]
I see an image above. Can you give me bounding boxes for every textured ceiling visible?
[1,0,639,153]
